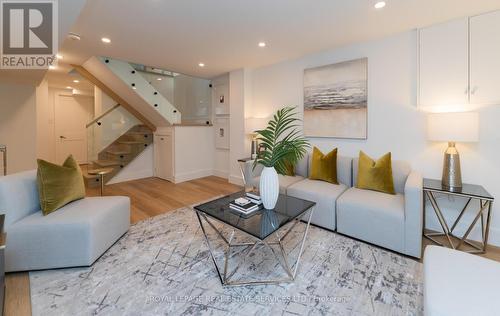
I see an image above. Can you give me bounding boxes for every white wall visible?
[170,126,215,183]
[250,30,500,246]
[0,83,37,173]
[228,69,252,185]
[36,79,52,162]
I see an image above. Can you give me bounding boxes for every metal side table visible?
[423,178,494,253]
[87,168,114,196]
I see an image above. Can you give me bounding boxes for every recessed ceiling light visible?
[66,86,72,89]
[56,54,63,59]
[198,63,205,67]
[73,79,80,83]
[374,1,386,9]
[258,42,266,47]
[157,78,162,81]
[68,32,81,41]
[49,65,56,70]
[101,37,111,43]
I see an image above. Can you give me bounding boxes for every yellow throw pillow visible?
[356,151,395,195]
[37,155,86,215]
[309,147,338,184]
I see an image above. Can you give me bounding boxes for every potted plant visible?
[253,106,309,209]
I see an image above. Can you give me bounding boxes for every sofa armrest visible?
[404,171,423,258]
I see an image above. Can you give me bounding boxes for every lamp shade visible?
[245,117,268,135]
[427,112,479,142]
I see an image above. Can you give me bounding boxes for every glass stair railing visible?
[98,57,182,125]
[85,104,153,187]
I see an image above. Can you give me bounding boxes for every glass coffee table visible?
[194,192,315,286]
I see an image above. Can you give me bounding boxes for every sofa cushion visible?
[424,246,500,316]
[278,175,304,194]
[353,158,410,194]
[356,151,395,195]
[287,179,348,231]
[37,155,86,215]
[337,187,405,252]
[0,170,39,228]
[5,196,130,272]
[309,147,338,184]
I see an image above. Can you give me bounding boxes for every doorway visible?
[54,94,94,164]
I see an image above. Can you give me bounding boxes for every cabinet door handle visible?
[471,86,478,95]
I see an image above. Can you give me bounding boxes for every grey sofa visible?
[244,152,423,258]
[337,158,423,258]
[0,170,130,272]
[286,156,352,231]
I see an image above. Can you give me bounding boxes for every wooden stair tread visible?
[106,149,131,155]
[118,141,149,144]
[126,131,152,136]
[93,160,121,167]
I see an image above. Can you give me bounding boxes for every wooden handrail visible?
[71,64,156,131]
[86,103,121,128]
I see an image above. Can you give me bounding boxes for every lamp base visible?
[251,139,258,160]
[442,142,462,190]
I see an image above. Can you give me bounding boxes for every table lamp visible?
[245,117,268,159]
[427,112,479,190]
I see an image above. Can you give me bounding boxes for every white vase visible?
[259,167,279,209]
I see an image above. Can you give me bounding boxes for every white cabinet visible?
[154,134,173,181]
[470,10,500,105]
[419,11,500,108]
[419,18,469,107]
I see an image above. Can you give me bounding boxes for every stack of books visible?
[229,196,262,216]
[245,191,262,205]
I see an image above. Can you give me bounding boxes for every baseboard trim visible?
[174,169,214,184]
[212,169,229,179]
[228,175,244,186]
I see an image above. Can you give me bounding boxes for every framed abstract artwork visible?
[303,58,368,139]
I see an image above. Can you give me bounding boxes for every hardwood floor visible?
[4,176,241,316]
[4,176,500,315]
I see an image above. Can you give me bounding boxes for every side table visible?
[423,178,494,253]
[87,168,114,196]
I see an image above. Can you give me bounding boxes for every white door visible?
[419,18,469,108]
[155,134,173,181]
[470,10,500,105]
[55,95,94,164]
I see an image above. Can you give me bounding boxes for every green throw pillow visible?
[356,151,395,195]
[37,155,85,215]
[309,147,338,184]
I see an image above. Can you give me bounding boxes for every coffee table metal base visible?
[195,207,314,287]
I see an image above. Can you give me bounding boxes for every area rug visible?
[30,206,423,315]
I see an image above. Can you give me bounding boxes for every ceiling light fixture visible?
[49,65,56,70]
[157,78,162,81]
[73,80,80,83]
[258,42,266,47]
[56,54,63,59]
[66,86,72,89]
[68,32,81,41]
[101,37,111,43]
[198,63,205,67]
[374,1,386,9]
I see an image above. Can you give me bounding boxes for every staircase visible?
[84,102,154,187]
[81,56,181,127]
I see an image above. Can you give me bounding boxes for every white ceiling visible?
[0,0,87,85]
[16,0,500,80]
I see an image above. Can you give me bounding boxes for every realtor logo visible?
[0,0,58,69]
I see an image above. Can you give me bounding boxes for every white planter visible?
[259,167,279,209]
